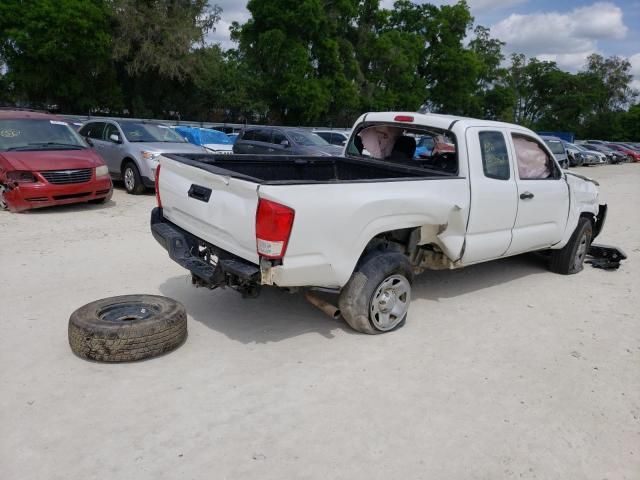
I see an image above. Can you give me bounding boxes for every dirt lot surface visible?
[1,164,639,480]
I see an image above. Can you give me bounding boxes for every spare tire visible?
[68,295,187,362]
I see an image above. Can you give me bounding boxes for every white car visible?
[151,112,606,334]
[313,129,351,146]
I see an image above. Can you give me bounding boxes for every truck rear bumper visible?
[151,207,261,291]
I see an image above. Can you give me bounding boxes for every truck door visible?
[506,132,569,255]
[462,128,518,263]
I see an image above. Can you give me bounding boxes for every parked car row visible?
[2,107,638,212]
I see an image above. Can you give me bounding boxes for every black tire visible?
[68,295,187,362]
[339,252,413,334]
[122,161,145,195]
[549,217,593,275]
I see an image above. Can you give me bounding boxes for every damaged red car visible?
[0,110,113,212]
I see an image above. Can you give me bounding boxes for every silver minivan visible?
[79,120,207,194]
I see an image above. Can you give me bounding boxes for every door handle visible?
[520,192,535,200]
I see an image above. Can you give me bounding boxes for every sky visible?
[207,0,640,90]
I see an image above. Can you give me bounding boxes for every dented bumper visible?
[2,176,113,212]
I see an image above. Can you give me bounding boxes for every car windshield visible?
[120,123,186,143]
[288,130,330,146]
[0,119,87,151]
[544,139,565,155]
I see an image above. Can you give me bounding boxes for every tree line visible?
[1,0,638,140]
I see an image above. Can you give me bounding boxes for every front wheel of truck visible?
[339,252,413,334]
[549,217,593,275]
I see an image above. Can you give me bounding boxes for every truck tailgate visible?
[158,156,260,264]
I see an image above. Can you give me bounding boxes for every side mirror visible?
[85,137,94,147]
[280,140,290,147]
[109,133,121,143]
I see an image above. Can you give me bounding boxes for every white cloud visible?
[491,2,627,71]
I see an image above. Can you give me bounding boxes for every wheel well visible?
[359,228,418,263]
[580,212,595,227]
[120,157,136,173]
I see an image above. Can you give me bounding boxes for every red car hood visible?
[0,149,104,172]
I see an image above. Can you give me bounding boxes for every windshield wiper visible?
[28,142,85,149]
[5,142,84,151]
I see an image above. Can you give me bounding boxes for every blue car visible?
[414,136,435,159]
[173,126,234,154]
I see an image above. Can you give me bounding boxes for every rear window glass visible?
[346,123,458,175]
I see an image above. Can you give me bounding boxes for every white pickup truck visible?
[151,112,607,334]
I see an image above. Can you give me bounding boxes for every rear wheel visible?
[549,217,593,274]
[122,161,145,195]
[339,252,413,334]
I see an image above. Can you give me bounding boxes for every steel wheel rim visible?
[97,301,161,323]
[370,274,411,331]
[573,232,589,270]
[124,167,135,191]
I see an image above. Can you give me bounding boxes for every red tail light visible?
[256,198,295,259]
[394,115,414,123]
[155,164,162,208]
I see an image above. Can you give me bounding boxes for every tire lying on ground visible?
[68,295,187,362]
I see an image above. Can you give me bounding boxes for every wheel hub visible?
[370,274,411,331]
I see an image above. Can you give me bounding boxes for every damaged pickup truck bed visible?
[151,111,607,334]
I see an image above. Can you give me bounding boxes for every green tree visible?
[234,0,361,124]
[585,54,638,112]
[0,0,116,112]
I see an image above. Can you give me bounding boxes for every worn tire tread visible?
[68,295,187,362]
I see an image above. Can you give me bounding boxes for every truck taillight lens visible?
[155,164,161,208]
[256,199,295,259]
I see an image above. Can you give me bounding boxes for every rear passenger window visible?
[242,129,257,141]
[479,131,510,180]
[272,130,286,145]
[254,129,272,143]
[80,122,106,140]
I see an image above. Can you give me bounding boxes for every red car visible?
[0,110,112,212]
[606,143,640,162]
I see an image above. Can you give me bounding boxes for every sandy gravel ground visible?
[1,164,638,480]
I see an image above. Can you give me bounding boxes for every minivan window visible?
[0,119,87,151]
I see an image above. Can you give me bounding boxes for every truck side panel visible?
[258,178,470,287]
